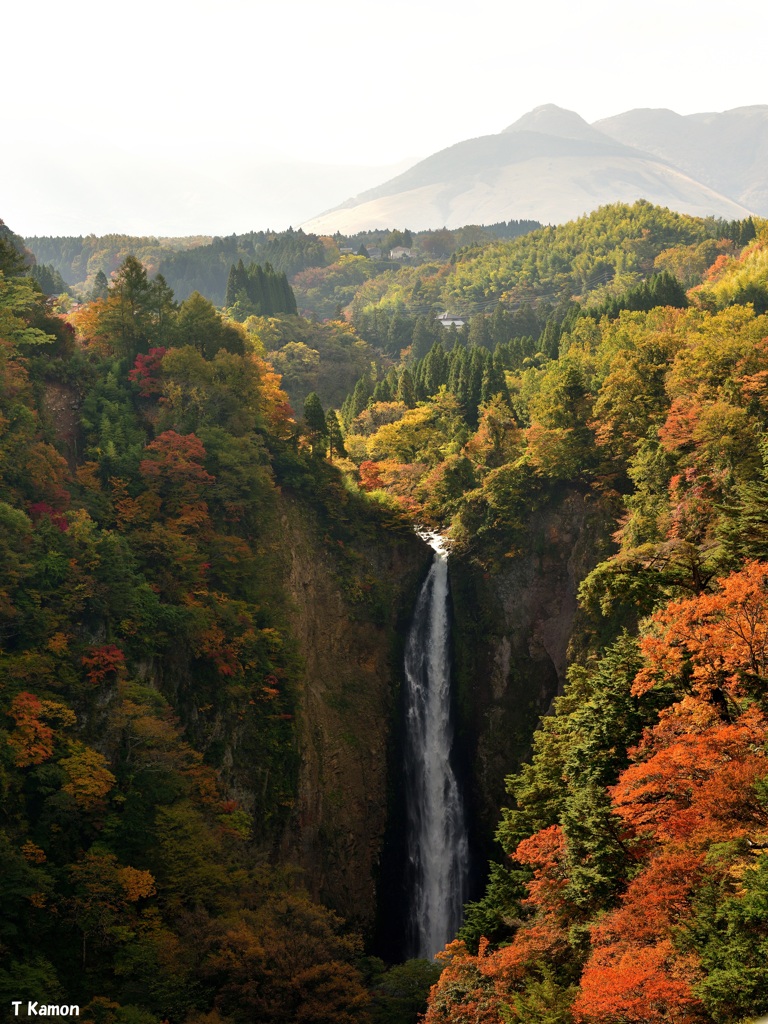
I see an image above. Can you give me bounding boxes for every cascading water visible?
[403,533,469,960]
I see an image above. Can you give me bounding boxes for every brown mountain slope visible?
[301,104,754,233]
[595,104,768,215]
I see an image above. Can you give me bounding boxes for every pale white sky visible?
[2,0,766,236]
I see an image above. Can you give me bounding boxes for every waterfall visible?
[403,533,469,960]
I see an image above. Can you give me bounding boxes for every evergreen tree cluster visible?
[342,340,510,429]
[224,259,297,317]
[30,262,70,296]
[22,232,202,289]
[711,215,758,246]
[160,229,330,304]
[0,219,31,272]
[301,391,346,459]
[333,220,542,258]
[21,232,87,277]
[250,228,330,277]
[23,228,331,304]
[1,220,69,297]
[480,218,544,240]
[353,303,544,359]
[153,235,241,305]
[583,270,689,320]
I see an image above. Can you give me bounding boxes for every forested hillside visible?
[24,222,540,307]
[322,205,768,1023]
[0,228,434,1023]
[4,200,768,1024]
[23,230,332,305]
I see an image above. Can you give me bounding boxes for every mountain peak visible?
[502,104,604,141]
[302,102,760,234]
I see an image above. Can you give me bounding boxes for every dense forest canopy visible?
[4,200,768,1023]
[23,220,542,307]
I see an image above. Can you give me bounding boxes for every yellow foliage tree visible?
[60,743,116,809]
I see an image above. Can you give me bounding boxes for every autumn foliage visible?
[0,249,390,1024]
[427,565,768,1024]
[5,208,768,1024]
[128,345,166,396]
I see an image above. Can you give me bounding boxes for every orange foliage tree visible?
[573,562,768,1022]
[6,692,76,767]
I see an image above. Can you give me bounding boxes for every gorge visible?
[3,205,768,1022]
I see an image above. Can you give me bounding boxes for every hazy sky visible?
[3,0,766,236]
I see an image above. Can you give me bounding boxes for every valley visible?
[2,198,768,1023]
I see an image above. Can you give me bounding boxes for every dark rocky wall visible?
[277,503,430,937]
[450,487,617,859]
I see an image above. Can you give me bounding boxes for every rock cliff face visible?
[165,482,610,945]
[450,487,616,852]
[289,484,615,945]
[278,502,430,935]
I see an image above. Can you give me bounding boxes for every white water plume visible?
[403,533,469,959]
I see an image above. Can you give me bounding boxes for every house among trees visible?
[436,312,466,328]
[389,246,412,260]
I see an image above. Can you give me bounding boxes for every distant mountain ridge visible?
[302,104,764,233]
[594,105,768,215]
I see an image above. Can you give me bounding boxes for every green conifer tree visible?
[397,367,417,408]
[325,408,346,459]
[423,343,448,397]
[303,391,327,455]
[489,304,512,347]
[346,375,374,427]
[411,316,435,361]
[468,313,492,349]
[225,263,241,307]
[101,255,154,360]
[148,273,178,348]
[92,269,109,301]
[480,362,509,407]
[447,346,465,395]
[372,378,393,403]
